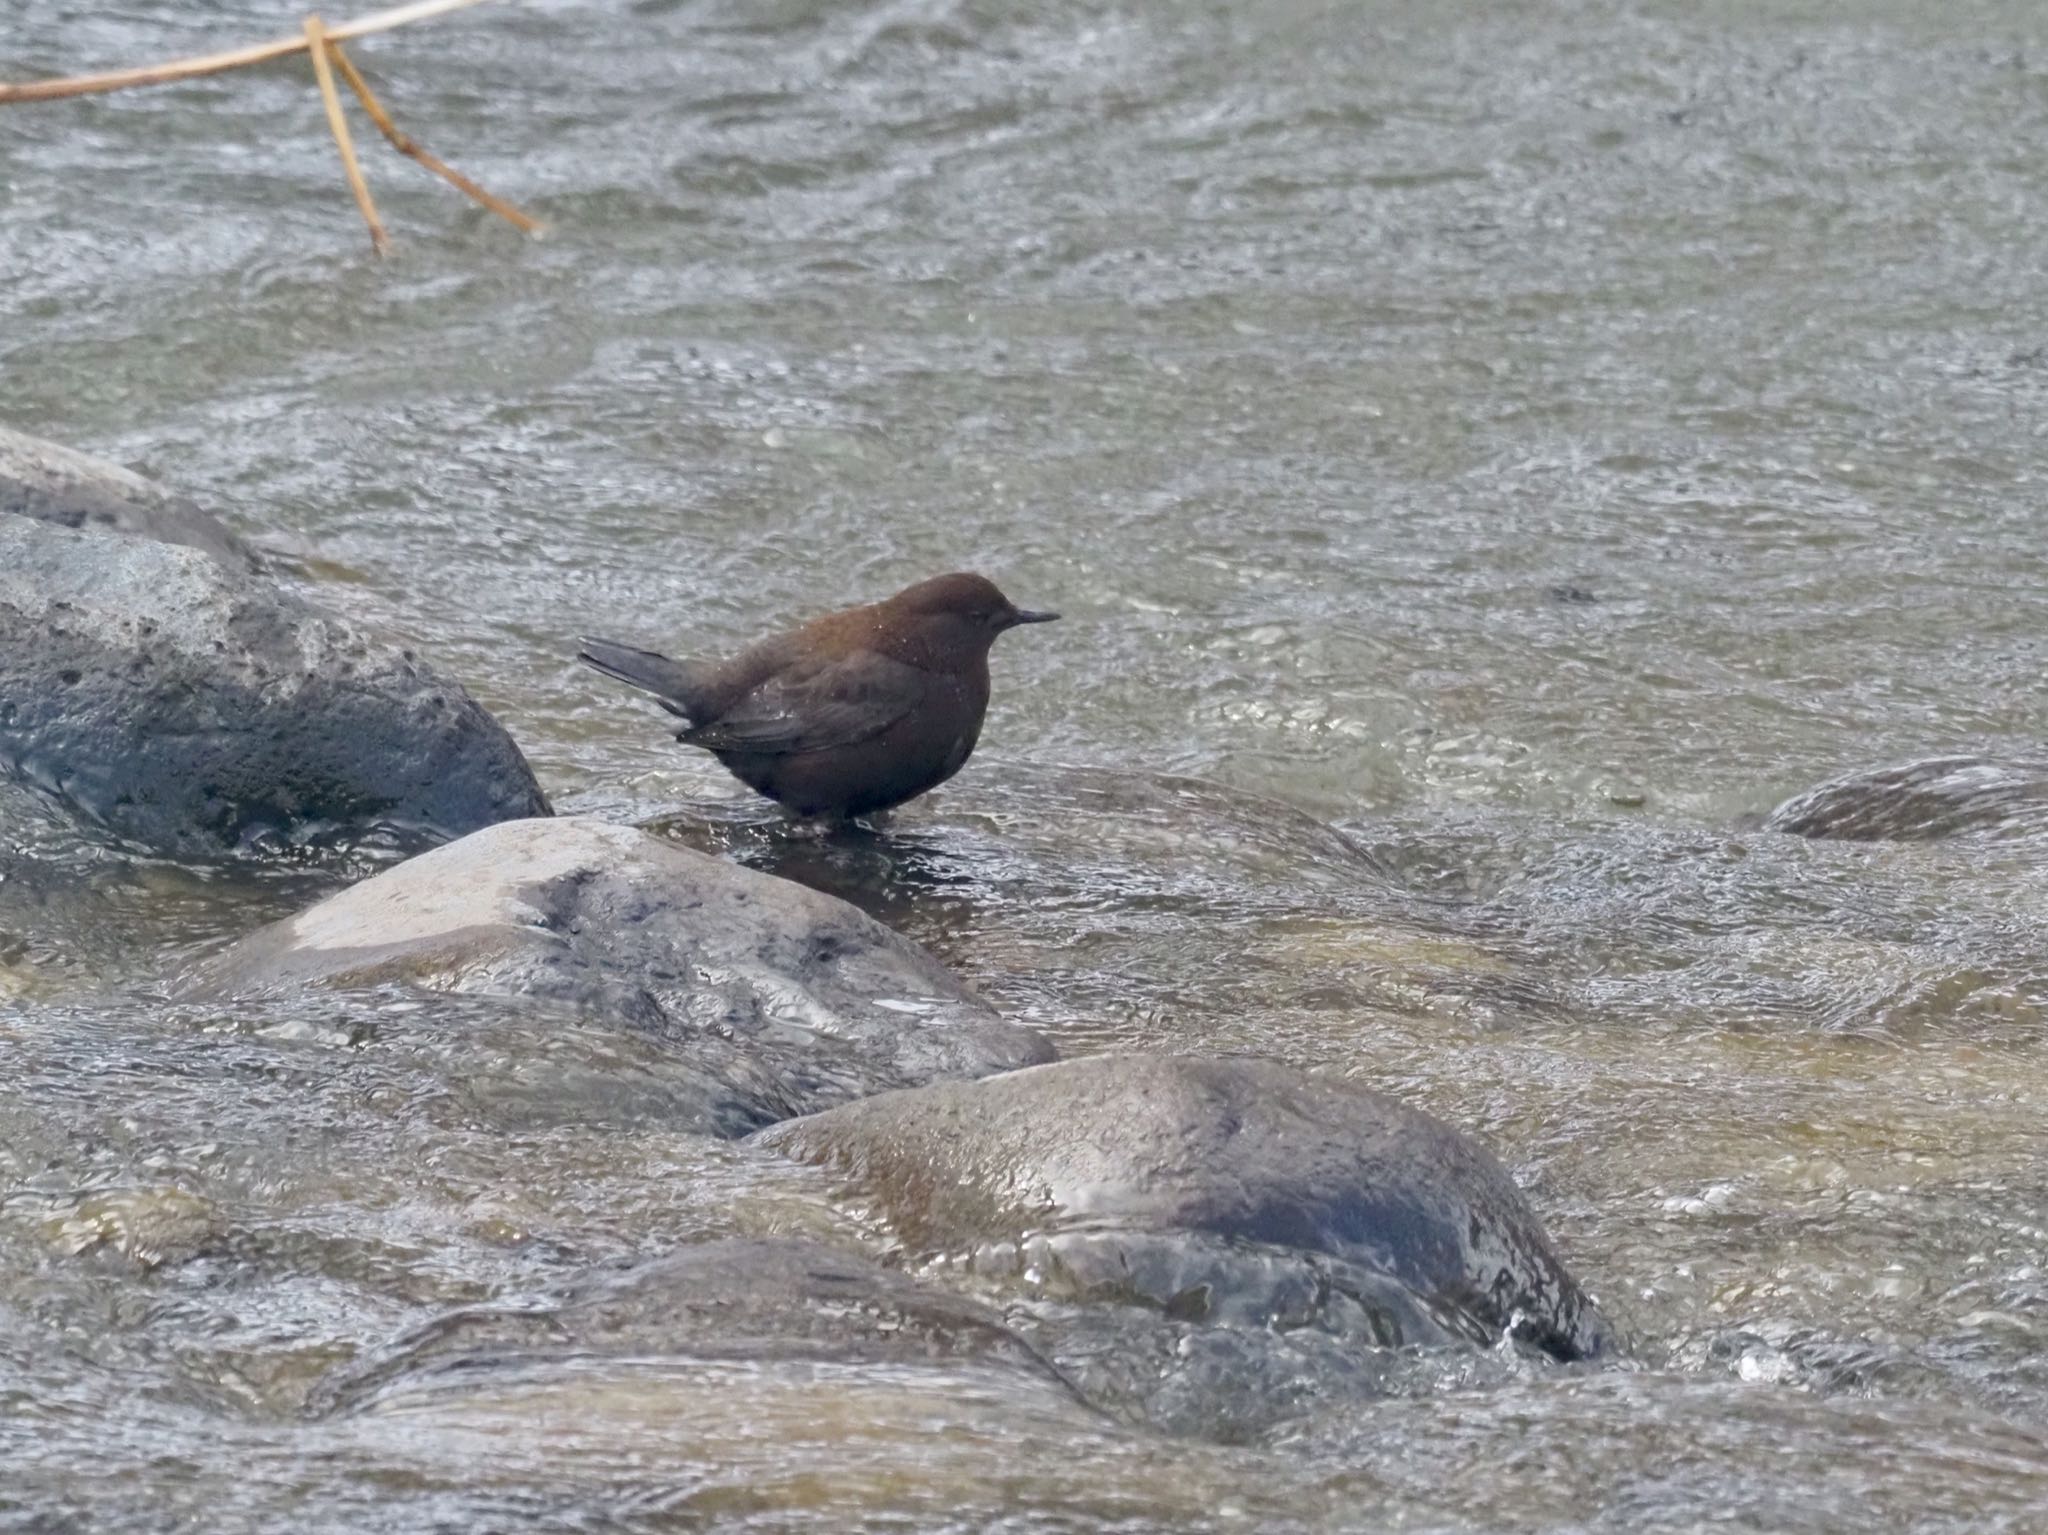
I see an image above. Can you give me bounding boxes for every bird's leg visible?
[779,811,835,841]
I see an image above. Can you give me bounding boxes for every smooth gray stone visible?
[1767,756,2048,842]
[0,424,254,568]
[0,516,549,856]
[755,1053,1611,1362]
[183,817,1053,1134]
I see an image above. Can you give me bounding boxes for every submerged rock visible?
[311,1237,1076,1417]
[0,424,253,569]
[40,1184,226,1270]
[1766,756,2048,843]
[754,1054,1610,1363]
[184,817,1052,1134]
[296,1240,1274,1525]
[0,516,549,856]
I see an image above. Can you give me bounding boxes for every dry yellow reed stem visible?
[0,0,495,104]
[0,0,538,252]
[304,17,390,256]
[328,41,543,236]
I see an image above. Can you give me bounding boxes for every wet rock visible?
[754,1053,1610,1363]
[311,1237,1077,1417]
[0,424,254,568]
[295,1241,1286,1527]
[1766,756,2048,843]
[0,516,550,857]
[1029,1300,1537,1441]
[40,1184,225,1269]
[183,817,1053,1134]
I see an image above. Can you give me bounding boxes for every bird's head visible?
[881,572,1059,661]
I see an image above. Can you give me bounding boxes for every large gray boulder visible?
[1767,756,2048,843]
[754,1054,1610,1363]
[0,424,254,569]
[0,516,549,856]
[182,817,1053,1133]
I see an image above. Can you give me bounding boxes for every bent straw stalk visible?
[0,0,497,104]
[328,42,544,236]
[0,0,539,252]
[304,17,389,255]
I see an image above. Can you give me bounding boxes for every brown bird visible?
[579,572,1058,819]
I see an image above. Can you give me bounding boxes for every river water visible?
[4,0,2048,1529]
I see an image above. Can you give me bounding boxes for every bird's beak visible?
[1008,608,1060,626]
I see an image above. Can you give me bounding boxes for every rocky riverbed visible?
[7,2,2048,1530]
[0,427,1620,1521]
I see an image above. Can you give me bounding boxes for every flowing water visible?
[5,0,2048,1528]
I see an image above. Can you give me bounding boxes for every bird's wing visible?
[679,650,929,757]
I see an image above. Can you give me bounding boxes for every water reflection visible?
[649,799,987,932]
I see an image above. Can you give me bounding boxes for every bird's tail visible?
[577,638,705,721]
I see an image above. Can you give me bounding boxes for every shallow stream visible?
[4,1,2048,1528]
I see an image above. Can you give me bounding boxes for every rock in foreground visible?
[1,424,253,568]
[295,1239,1260,1524]
[755,1054,1610,1362]
[0,516,548,856]
[1767,756,2048,843]
[312,1238,1075,1417]
[185,817,1052,1134]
